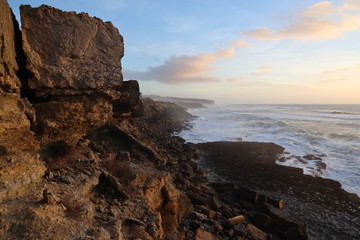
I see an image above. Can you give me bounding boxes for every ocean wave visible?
[315,109,358,115]
[179,104,360,196]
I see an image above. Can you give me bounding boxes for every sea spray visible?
[178,104,360,196]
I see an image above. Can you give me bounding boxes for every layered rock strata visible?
[0,0,31,148]
[0,0,45,202]
[20,5,128,143]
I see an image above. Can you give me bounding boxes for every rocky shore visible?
[196,142,360,240]
[1,1,358,239]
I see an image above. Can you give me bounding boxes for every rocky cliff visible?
[20,4,129,143]
[0,0,31,147]
[0,2,312,240]
[0,0,45,203]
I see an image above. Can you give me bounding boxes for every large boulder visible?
[20,4,124,98]
[20,5,125,142]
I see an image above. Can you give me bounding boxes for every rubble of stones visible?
[0,1,309,239]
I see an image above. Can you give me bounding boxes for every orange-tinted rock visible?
[195,227,219,240]
[21,5,123,96]
[20,5,126,142]
[0,0,31,147]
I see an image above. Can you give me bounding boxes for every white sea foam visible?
[178,104,360,196]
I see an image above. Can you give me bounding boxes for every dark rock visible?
[233,223,247,237]
[262,203,307,240]
[210,182,235,193]
[250,212,273,232]
[237,186,263,204]
[210,196,222,210]
[246,224,267,240]
[113,80,141,116]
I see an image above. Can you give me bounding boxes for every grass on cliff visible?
[61,195,86,220]
[103,154,133,185]
[0,145,8,156]
[45,140,73,170]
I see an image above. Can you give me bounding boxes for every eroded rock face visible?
[20,4,126,142]
[0,0,20,91]
[131,163,192,234]
[34,95,113,143]
[21,4,124,98]
[113,80,141,117]
[0,0,31,147]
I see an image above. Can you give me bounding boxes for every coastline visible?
[179,103,360,196]
[1,1,358,238]
[194,141,360,239]
[174,101,360,239]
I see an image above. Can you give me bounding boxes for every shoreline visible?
[194,141,360,240]
[179,103,360,197]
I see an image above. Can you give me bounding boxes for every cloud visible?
[319,78,350,83]
[242,0,360,41]
[124,48,236,85]
[343,0,360,11]
[321,64,360,75]
[237,80,308,88]
[251,66,273,76]
[227,77,246,83]
[229,40,252,48]
[323,67,352,74]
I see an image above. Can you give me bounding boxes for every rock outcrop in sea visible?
[2,1,358,239]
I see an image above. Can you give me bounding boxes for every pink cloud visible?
[124,48,236,85]
[251,66,273,76]
[227,77,246,83]
[243,1,360,41]
[323,67,352,74]
[319,78,350,84]
[229,40,252,48]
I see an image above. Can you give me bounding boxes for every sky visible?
[9,0,360,104]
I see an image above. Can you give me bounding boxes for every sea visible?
[177,104,360,196]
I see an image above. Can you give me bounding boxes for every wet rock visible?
[237,186,264,204]
[262,203,307,239]
[210,182,235,193]
[249,212,273,232]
